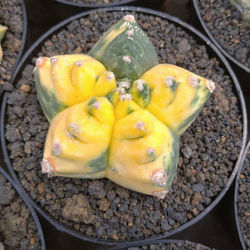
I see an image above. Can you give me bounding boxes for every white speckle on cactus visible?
[152,190,169,199]
[165,76,174,87]
[206,79,216,93]
[189,75,199,87]
[41,159,54,177]
[51,57,58,65]
[147,147,155,156]
[123,55,131,63]
[92,101,101,109]
[118,81,130,89]
[123,15,135,22]
[151,170,167,187]
[36,57,46,67]
[126,29,134,40]
[120,93,132,101]
[117,86,126,95]
[135,121,145,131]
[52,143,61,156]
[136,79,144,91]
[75,60,83,67]
[107,72,115,82]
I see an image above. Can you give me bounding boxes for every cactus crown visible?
[34,15,216,198]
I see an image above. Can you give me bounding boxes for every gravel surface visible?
[127,240,216,250]
[237,146,250,249]
[0,173,41,250]
[5,11,243,241]
[67,0,125,4]
[198,0,250,68]
[0,0,23,92]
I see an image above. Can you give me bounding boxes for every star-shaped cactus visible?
[34,15,215,198]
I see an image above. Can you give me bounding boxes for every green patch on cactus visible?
[106,90,116,103]
[87,97,98,115]
[123,135,144,141]
[34,69,67,121]
[89,15,159,80]
[170,80,179,93]
[163,132,179,189]
[127,106,135,114]
[137,82,151,108]
[147,151,157,163]
[176,86,210,135]
[0,25,7,42]
[88,149,108,173]
[107,55,143,80]
[130,80,151,108]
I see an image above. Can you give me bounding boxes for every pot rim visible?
[1,6,248,246]
[55,0,139,8]
[0,167,46,250]
[234,140,250,250]
[110,238,214,249]
[192,0,250,73]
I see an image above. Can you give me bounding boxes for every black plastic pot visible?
[234,140,250,250]
[192,0,250,74]
[0,167,46,250]
[53,0,164,9]
[110,239,215,249]
[0,6,248,247]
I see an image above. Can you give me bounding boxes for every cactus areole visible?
[34,15,216,198]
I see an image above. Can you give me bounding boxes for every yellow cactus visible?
[42,97,115,178]
[138,64,215,135]
[107,100,179,197]
[34,54,117,121]
[36,15,216,199]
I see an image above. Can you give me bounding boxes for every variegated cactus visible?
[230,0,250,21]
[35,15,216,198]
[0,25,7,63]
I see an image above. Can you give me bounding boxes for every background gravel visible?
[198,0,250,69]
[0,173,41,250]
[237,146,250,249]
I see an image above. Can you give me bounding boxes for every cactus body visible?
[108,101,179,197]
[36,15,216,198]
[230,0,250,21]
[34,55,116,121]
[138,64,214,135]
[42,97,115,178]
[0,25,8,63]
[89,15,159,80]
